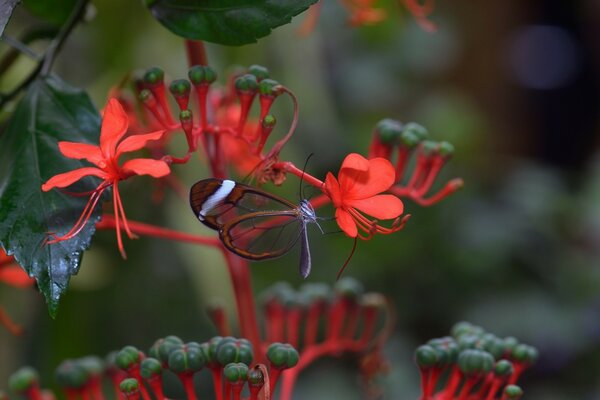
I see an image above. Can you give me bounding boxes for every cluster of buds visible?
[2,336,300,400]
[116,64,295,183]
[368,119,464,206]
[206,277,392,399]
[414,322,538,400]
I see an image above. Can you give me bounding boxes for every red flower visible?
[324,153,407,238]
[41,98,170,257]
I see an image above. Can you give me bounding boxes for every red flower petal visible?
[324,172,343,208]
[58,142,104,166]
[100,98,129,157]
[339,157,395,200]
[116,130,166,156]
[41,167,109,191]
[348,195,404,220]
[336,208,358,238]
[121,158,170,178]
[0,265,34,288]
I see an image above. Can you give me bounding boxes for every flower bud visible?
[140,358,162,380]
[168,344,206,373]
[266,343,299,369]
[116,346,142,370]
[188,65,217,85]
[458,334,480,351]
[169,79,191,97]
[9,367,38,393]
[235,74,258,93]
[414,345,438,368]
[438,141,454,157]
[262,114,276,129]
[504,385,523,399]
[494,359,514,377]
[150,336,183,364]
[299,282,331,304]
[334,277,364,300]
[247,367,264,388]
[224,363,249,383]
[421,140,439,156]
[511,344,538,364]
[258,79,281,97]
[55,360,89,389]
[403,122,428,141]
[503,337,519,355]
[399,131,421,148]
[79,356,104,376]
[374,119,403,145]
[481,334,505,359]
[119,378,140,395]
[216,337,253,366]
[457,349,494,376]
[249,64,269,81]
[144,67,164,86]
[207,336,224,364]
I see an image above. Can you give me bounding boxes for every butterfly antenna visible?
[336,236,358,281]
[299,153,314,200]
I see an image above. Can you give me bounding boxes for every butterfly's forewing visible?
[190,179,296,230]
[220,211,303,260]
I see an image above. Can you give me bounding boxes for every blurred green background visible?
[2,1,600,399]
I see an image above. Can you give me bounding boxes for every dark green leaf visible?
[0,75,102,317]
[146,0,318,46]
[0,0,21,37]
[22,0,77,27]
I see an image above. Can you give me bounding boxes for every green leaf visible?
[0,75,102,317]
[0,0,21,37]
[22,0,77,27]
[146,0,318,46]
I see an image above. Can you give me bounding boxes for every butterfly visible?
[189,178,321,278]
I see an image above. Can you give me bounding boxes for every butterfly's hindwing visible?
[220,211,303,260]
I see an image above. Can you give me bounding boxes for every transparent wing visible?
[190,179,297,230]
[220,212,304,260]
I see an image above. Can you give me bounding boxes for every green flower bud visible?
[188,65,217,85]
[234,74,258,92]
[9,367,38,393]
[262,114,276,128]
[414,345,438,368]
[503,337,519,354]
[299,282,331,303]
[55,360,89,389]
[247,367,264,387]
[155,336,184,364]
[207,336,224,364]
[334,277,364,299]
[119,378,139,395]
[494,360,514,377]
[399,131,421,148]
[258,79,280,96]
[140,358,162,380]
[438,141,454,157]
[266,343,300,369]
[403,122,428,141]
[374,119,403,145]
[138,89,153,103]
[481,334,505,360]
[144,67,164,85]
[180,109,192,122]
[451,321,475,338]
[216,337,253,366]
[249,65,269,81]
[421,140,439,156]
[457,349,494,376]
[512,344,538,364]
[168,344,206,373]
[116,346,141,370]
[458,334,480,351]
[504,385,523,399]
[427,337,459,365]
[224,363,249,383]
[79,356,104,376]
[169,79,191,97]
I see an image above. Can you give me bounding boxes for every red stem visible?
[179,373,197,400]
[442,367,462,400]
[274,161,324,189]
[303,302,323,348]
[25,386,42,400]
[207,305,232,336]
[419,368,431,400]
[342,302,360,340]
[285,307,303,348]
[484,379,502,400]
[210,368,223,400]
[145,378,165,400]
[222,250,263,362]
[96,215,221,247]
[395,147,411,182]
[185,40,208,66]
[457,377,478,400]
